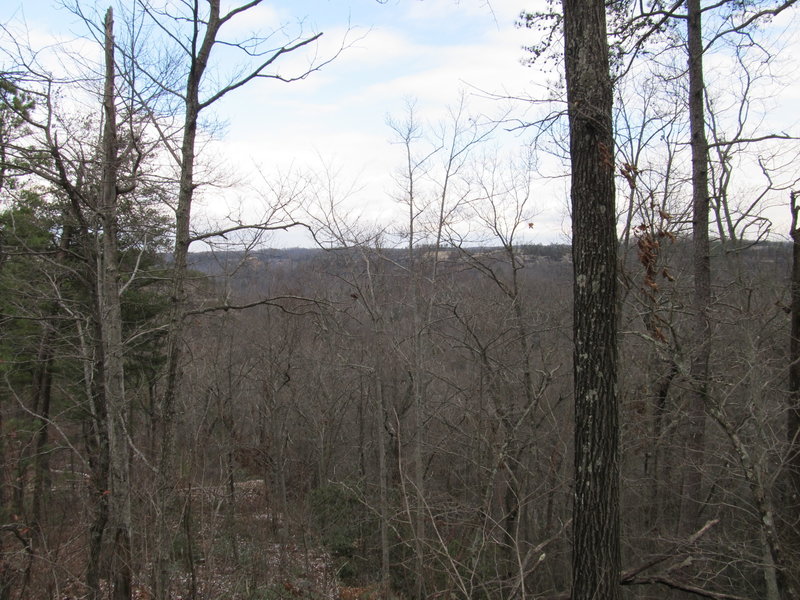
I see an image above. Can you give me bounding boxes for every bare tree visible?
[107,3,346,596]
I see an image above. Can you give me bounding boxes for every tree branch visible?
[186,294,327,316]
[189,220,306,243]
[198,32,324,109]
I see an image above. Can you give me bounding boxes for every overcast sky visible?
[1,0,566,247]
[207,0,558,244]
[3,1,798,248]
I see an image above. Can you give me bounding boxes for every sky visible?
[204,0,560,245]
[2,1,799,248]
[1,0,559,248]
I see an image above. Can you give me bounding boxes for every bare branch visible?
[199,32,324,109]
[188,220,306,244]
[186,294,327,316]
[706,133,798,149]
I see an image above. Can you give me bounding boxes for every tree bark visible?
[374,369,391,594]
[682,0,711,536]
[84,294,110,600]
[788,190,800,590]
[153,4,220,597]
[99,9,132,600]
[30,326,54,535]
[561,0,621,598]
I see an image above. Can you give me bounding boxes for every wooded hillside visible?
[1,1,799,599]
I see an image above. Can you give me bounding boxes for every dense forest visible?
[1,1,800,600]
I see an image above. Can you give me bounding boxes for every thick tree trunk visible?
[561,0,620,598]
[788,190,800,592]
[792,192,800,485]
[682,0,711,536]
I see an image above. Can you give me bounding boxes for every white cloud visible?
[199,2,567,245]
[0,0,580,245]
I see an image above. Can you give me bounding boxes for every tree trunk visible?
[83,305,110,600]
[682,0,711,536]
[788,190,800,590]
[153,4,221,596]
[561,0,620,598]
[99,10,132,600]
[375,371,391,595]
[30,328,54,535]
[86,421,110,600]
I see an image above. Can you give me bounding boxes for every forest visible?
[1,1,799,600]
